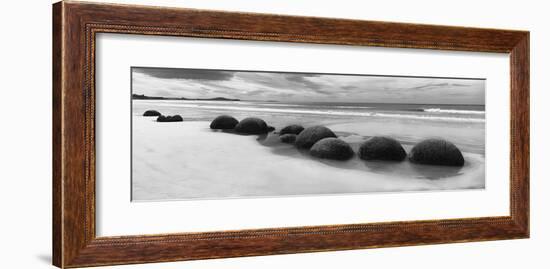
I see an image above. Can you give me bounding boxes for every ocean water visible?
[132,99,485,200]
[134,100,484,121]
[133,100,485,154]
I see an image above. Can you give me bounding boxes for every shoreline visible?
[132,117,485,201]
[133,99,485,124]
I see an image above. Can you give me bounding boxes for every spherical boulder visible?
[210,115,238,130]
[358,136,406,161]
[279,124,304,136]
[143,110,161,117]
[294,126,337,149]
[409,138,465,166]
[280,134,297,144]
[156,115,183,122]
[234,117,268,134]
[310,138,354,160]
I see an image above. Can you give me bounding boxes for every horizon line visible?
[133,94,484,106]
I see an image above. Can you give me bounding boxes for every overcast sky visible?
[132,67,485,105]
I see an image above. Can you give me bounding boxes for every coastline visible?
[132,116,485,201]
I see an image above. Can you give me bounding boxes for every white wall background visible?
[0,0,547,268]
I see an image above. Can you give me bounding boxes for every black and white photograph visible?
[2,0,544,268]
[131,67,486,201]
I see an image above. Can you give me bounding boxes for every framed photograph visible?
[53,1,529,268]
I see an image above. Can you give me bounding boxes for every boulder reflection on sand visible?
[280,134,297,144]
[310,138,354,161]
[358,136,406,161]
[409,138,465,166]
[279,124,304,136]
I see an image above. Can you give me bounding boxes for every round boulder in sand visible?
[234,117,269,134]
[279,124,304,136]
[409,138,465,166]
[210,115,238,130]
[157,115,183,122]
[358,136,406,161]
[280,134,297,144]
[143,110,161,117]
[294,126,337,149]
[310,138,354,160]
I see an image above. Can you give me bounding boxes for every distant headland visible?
[132,94,240,102]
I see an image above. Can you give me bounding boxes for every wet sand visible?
[132,117,485,201]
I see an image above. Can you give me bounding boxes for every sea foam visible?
[148,102,485,123]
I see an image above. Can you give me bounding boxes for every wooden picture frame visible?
[52,1,529,267]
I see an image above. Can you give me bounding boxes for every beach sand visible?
[132,117,485,201]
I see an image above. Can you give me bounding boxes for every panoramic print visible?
[131,67,485,201]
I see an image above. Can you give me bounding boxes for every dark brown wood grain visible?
[52,2,63,266]
[52,1,530,268]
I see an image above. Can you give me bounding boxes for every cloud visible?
[246,89,270,96]
[410,82,471,90]
[284,74,324,91]
[233,72,328,94]
[341,85,359,90]
[133,67,235,81]
[132,67,485,104]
